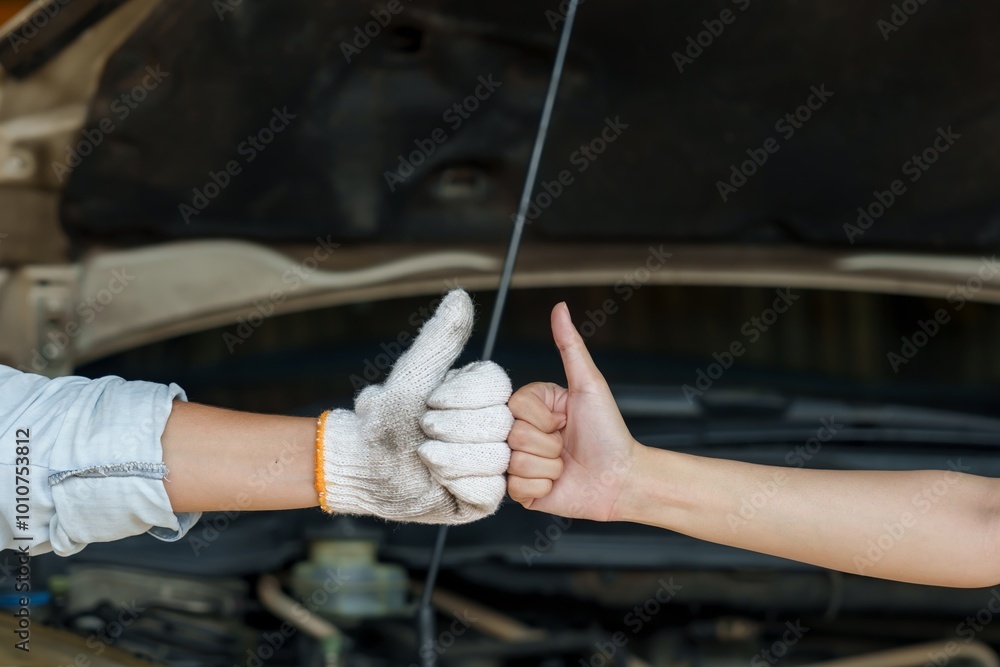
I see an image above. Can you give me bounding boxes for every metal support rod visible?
[417,3,581,666]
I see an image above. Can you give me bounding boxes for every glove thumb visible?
[385,290,474,400]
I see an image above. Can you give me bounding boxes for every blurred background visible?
[1,1,1000,666]
[0,2,26,23]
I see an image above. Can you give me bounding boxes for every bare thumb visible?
[550,302,610,392]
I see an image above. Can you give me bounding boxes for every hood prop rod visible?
[418,2,582,664]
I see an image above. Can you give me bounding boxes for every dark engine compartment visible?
[4,0,1000,664]
[6,284,1000,666]
[56,0,1000,251]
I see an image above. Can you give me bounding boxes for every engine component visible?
[799,639,1000,667]
[59,565,247,616]
[290,539,410,624]
[0,612,155,666]
[258,575,344,667]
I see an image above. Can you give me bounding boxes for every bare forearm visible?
[160,401,319,513]
[623,446,1000,588]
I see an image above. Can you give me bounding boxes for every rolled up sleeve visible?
[0,365,201,556]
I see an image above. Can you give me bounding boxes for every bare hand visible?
[506,302,641,521]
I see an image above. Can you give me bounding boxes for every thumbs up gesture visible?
[317,290,514,524]
[507,303,641,522]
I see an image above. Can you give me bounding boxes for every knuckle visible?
[508,450,530,473]
[548,413,565,432]
[552,457,565,477]
[507,390,528,414]
[506,476,527,499]
[507,420,530,447]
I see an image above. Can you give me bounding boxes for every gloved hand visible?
[316,290,513,524]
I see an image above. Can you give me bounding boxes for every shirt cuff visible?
[47,377,202,556]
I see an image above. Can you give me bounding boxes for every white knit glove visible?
[316,290,513,524]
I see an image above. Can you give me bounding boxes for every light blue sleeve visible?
[0,365,201,556]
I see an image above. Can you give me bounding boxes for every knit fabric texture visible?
[317,290,513,524]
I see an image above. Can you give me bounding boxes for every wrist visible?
[315,407,457,522]
[614,444,693,529]
[316,409,369,515]
[608,438,649,523]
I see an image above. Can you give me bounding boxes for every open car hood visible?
[0,0,998,251]
[0,0,999,373]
